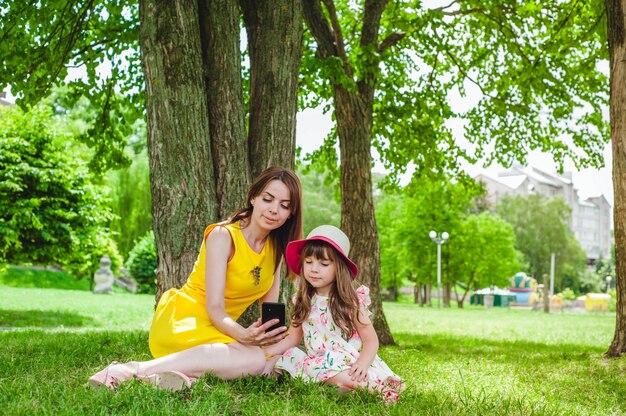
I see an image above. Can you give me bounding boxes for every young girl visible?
[263,225,405,404]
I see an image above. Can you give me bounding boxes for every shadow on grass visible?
[0,267,90,291]
[0,309,97,328]
[393,331,608,361]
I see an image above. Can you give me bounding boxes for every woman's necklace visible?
[242,228,266,286]
[251,265,262,286]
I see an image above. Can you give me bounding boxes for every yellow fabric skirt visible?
[148,288,236,358]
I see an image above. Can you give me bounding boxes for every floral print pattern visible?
[275,285,404,394]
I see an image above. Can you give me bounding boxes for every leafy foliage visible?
[0,105,119,278]
[125,231,156,294]
[301,1,608,183]
[497,194,588,292]
[375,176,519,302]
[106,149,152,258]
[0,1,143,173]
[447,212,521,302]
[297,166,341,235]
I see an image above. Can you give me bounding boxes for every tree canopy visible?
[375,176,520,306]
[1,0,142,173]
[497,194,587,291]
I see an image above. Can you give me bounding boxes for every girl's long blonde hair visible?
[291,241,361,338]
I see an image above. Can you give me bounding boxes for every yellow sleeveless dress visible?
[148,221,276,358]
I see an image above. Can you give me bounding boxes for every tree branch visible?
[436,5,516,16]
[302,0,337,59]
[444,49,497,100]
[378,31,406,52]
[531,0,581,69]
[361,0,388,46]
[433,0,468,13]
[321,0,347,61]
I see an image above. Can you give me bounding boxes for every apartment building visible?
[475,164,612,262]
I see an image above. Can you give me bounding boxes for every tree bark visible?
[139,0,219,299]
[200,0,250,218]
[335,86,394,345]
[238,0,304,327]
[605,0,626,357]
[140,1,303,307]
[443,282,451,308]
[415,283,423,305]
[241,0,303,178]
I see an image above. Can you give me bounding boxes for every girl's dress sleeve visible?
[355,285,372,317]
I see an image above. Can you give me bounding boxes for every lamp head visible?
[429,230,436,239]
[442,232,449,240]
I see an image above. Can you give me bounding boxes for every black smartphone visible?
[261,302,285,333]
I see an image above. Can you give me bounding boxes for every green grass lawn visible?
[0,281,624,415]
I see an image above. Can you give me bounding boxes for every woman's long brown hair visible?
[291,241,361,339]
[226,167,303,277]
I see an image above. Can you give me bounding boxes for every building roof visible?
[507,165,561,187]
[476,172,527,191]
[496,174,527,190]
[579,200,597,208]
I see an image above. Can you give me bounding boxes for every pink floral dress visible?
[275,285,404,394]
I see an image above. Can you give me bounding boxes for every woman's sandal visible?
[89,362,194,392]
[88,361,125,390]
[155,371,195,391]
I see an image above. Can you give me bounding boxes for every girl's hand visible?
[347,361,369,382]
[239,318,287,347]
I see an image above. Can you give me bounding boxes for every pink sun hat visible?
[285,225,358,279]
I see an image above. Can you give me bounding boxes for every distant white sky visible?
[295,106,614,207]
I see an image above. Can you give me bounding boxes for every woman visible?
[89,167,303,390]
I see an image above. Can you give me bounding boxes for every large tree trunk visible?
[139,0,219,299]
[335,86,395,345]
[140,0,302,305]
[605,0,626,357]
[301,0,394,344]
[241,0,302,178]
[200,0,250,218]
[238,0,304,326]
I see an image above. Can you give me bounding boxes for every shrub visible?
[561,287,577,301]
[125,231,156,294]
[0,105,115,278]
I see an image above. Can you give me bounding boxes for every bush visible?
[609,289,617,312]
[125,231,156,294]
[578,268,601,294]
[63,231,123,280]
[0,105,115,278]
[561,287,577,301]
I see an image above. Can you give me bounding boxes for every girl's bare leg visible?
[325,370,382,393]
[325,371,401,404]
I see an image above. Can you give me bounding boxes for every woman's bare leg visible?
[100,342,266,383]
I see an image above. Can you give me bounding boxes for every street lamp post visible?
[429,230,449,308]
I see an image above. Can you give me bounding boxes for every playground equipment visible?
[583,293,611,311]
[508,272,537,304]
